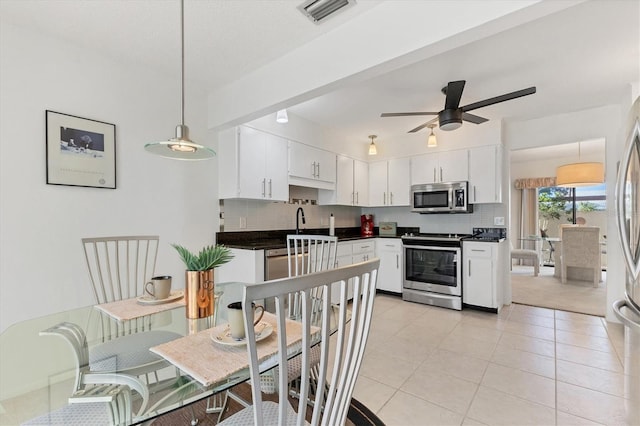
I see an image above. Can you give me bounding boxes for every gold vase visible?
[185,269,214,319]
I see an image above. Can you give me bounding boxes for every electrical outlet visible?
[239,217,247,229]
[494,216,505,226]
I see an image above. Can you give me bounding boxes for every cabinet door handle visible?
[390,192,393,205]
[474,186,477,202]
[311,162,316,178]
[468,259,471,276]
[440,167,443,182]
[316,163,320,179]
[268,179,272,198]
[383,192,386,205]
[262,178,266,197]
[433,168,436,182]
[396,254,399,268]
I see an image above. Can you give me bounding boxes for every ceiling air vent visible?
[298,0,355,23]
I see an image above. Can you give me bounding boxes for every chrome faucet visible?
[296,207,306,234]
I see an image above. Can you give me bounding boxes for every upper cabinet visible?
[469,145,502,204]
[369,158,411,207]
[218,126,289,201]
[319,155,368,206]
[411,150,468,185]
[288,141,336,190]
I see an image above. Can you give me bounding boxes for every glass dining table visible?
[0,281,339,425]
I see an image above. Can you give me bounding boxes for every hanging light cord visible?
[180,0,185,127]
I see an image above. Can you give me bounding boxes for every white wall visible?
[0,23,218,332]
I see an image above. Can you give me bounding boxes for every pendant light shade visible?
[427,124,437,147]
[555,142,604,187]
[556,162,604,187]
[144,0,215,160]
[368,135,378,156]
[276,109,288,123]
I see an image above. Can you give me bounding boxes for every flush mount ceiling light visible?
[556,142,604,187]
[276,109,288,123]
[144,0,215,160]
[298,0,356,24]
[427,124,438,148]
[368,135,378,156]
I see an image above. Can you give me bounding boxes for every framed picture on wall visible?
[45,110,116,189]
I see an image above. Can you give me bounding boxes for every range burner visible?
[401,232,472,241]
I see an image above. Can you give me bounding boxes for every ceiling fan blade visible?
[381,112,438,117]
[408,122,431,133]
[461,86,536,112]
[462,112,488,124]
[444,80,465,110]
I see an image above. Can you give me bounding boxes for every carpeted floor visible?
[511,265,606,316]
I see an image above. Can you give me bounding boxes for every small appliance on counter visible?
[379,222,397,237]
[360,214,374,237]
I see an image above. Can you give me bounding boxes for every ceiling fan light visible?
[556,162,604,187]
[438,109,462,131]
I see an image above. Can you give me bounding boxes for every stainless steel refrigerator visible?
[613,95,640,419]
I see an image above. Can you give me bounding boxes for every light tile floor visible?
[353,295,639,426]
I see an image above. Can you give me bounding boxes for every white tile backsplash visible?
[222,198,502,234]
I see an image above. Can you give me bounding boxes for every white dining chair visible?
[81,236,181,386]
[29,321,150,425]
[218,258,379,426]
[216,235,339,421]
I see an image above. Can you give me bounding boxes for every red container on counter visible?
[361,214,374,237]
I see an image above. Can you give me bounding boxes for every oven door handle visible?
[403,244,459,251]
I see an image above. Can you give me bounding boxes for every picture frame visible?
[45,110,116,189]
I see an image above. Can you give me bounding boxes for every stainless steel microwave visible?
[411,182,473,214]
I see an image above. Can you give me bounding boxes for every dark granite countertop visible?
[216,227,415,250]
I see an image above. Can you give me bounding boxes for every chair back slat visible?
[241,259,379,426]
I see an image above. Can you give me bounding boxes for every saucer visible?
[210,321,273,347]
[137,290,184,305]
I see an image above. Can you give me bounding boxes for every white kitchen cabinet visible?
[288,141,336,190]
[469,145,502,204]
[331,239,375,304]
[319,156,369,206]
[411,150,468,185]
[463,241,504,312]
[375,238,402,293]
[369,158,411,207]
[218,126,288,201]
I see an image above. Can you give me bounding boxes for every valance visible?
[514,177,557,189]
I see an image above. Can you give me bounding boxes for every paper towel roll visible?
[329,214,335,236]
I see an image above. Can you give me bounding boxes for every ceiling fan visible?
[381,80,536,133]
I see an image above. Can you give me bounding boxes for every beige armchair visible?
[510,241,540,276]
[560,226,601,286]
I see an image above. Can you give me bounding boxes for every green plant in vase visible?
[172,244,234,319]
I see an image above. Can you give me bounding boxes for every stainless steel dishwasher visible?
[264,247,307,310]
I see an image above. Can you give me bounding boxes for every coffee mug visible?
[145,275,172,300]
[227,301,265,340]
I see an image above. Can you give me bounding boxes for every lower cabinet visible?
[332,239,375,304]
[375,238,402,293]
[462,241,504,312]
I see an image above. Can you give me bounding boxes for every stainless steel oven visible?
[402,233,468,310]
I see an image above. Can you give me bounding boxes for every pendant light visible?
[368,135,378,156]
[144,0,215,160]
[556,142,604,187]
[427,124,438,148]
